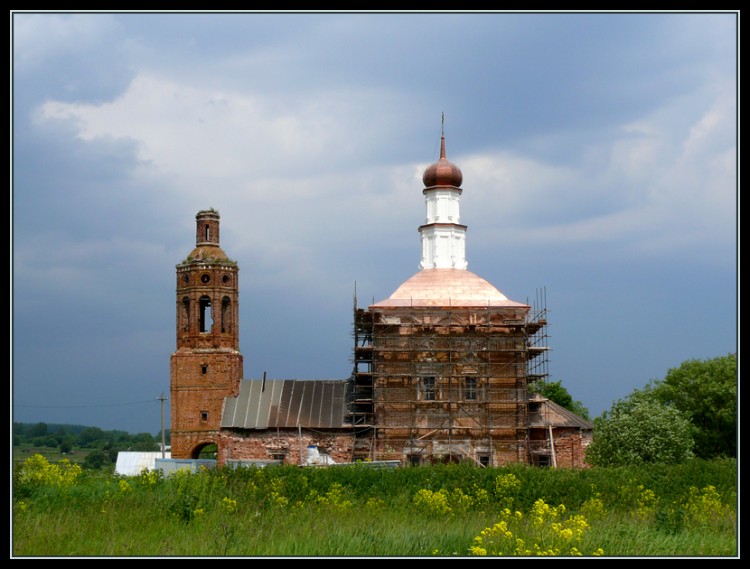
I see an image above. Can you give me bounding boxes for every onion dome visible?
[422,135,463,188]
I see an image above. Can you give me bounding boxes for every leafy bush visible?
[648,353,737,459]
[14,454,82,498]
[586,394,694,467]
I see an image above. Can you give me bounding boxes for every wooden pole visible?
[159,392,167,458]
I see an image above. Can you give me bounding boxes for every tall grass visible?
[12,457,737,557]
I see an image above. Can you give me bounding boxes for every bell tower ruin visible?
[169,209,243,458]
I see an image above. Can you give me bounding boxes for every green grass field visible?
[12,455,738,558]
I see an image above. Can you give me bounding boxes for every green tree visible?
[83,449,108,470]
[29,422,48,437]
[533,380,590,420]
[646,353,737,459]
[102,443,123,464]
[78,426,105,447]
[130,433,159,451]
[31,435,58,448]
[585,391,694,467]
[59,437,76,454]
[154,428,171,446]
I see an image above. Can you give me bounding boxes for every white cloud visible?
[36,72,415,182]
[34,62,736,283]
[32,71,426,295]
[457,77,736,265]
[13,13,120,70]
[13,12,737,432]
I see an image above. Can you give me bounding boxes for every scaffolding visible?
[527,287,550,388]
[349,289,550,466]
[525,287,555,466]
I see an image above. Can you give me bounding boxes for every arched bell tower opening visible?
[170,209,243,459]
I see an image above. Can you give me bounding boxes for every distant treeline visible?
[13,421,170,458]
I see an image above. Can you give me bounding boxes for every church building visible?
[169,132,593,468]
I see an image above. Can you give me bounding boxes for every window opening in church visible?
[423,377,436,400]
[199,296,213,333]
[465,377,477,400]
[221,297,230,333]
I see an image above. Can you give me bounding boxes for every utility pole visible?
[158,392,167,458]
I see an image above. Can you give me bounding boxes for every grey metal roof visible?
[221,379,350,430]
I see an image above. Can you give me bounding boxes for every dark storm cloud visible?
[11,11,737,433]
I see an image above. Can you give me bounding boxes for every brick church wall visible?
[550,429,592,469]
[217,429,356,466]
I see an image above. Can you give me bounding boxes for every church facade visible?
[169,134,593,468]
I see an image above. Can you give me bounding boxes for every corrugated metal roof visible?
[222,379,350,430]
[115,451,171,476]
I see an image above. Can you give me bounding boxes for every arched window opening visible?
[199,296,213,333]
[182,297,190,332]
[221,297,231,333]
[204,224,211,241]
[201,364,208,375]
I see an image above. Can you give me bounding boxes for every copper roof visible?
[221,379,350,430]
[371,268,528,308]
[422,135,463,188]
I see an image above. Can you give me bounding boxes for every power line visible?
[14,398,167,410]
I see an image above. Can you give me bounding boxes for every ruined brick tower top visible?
[174,209,240,351]
[184,208,232,264]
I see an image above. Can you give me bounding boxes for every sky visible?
[11,11,738,436]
